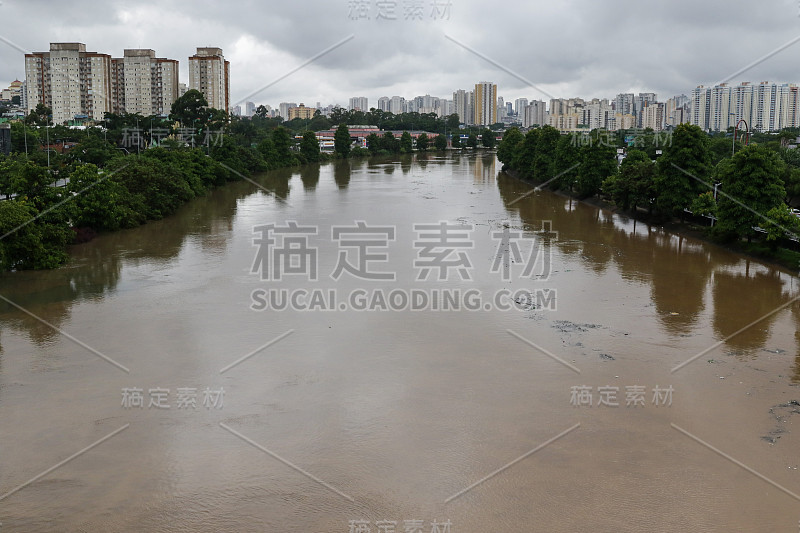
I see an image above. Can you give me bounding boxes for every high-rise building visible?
[452,89,473,125]
[614,93,635,116]
[110,49,178,116]
[278,102,297,119]
[582,98,613,130]
[497,96,506,120]
[690,81,800,132]
[514,98,528,116]
[188,47,230,113]
[389,96,405,114]
[523,100,546,128]
[641,102,665,130]
[665,95,690,127]
[25,42,112,124]
[377,96,390,112]
[474,81,497,126]
[348,96,369,111]
[245,101,256,117]
[634,92,657,127]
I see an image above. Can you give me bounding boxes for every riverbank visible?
[504,166,800,274]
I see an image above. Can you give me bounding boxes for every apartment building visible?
[25,42,112,124]
[188,47,230,113]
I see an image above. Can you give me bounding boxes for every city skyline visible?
[1,0,799,109]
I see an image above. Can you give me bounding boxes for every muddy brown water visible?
[0,153,798,531]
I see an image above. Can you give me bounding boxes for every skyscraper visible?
[474,81,497,126]
[188,47,230,113]
[514,98,529,116]
[523,100,546,128]
[452,89,473,125]
[348,96,369,111]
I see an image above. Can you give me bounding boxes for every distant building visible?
[514,98,528,116]
[287,103,314,120]
[245,101,256,116]
[474,81,497,126]
[523,100,546,128]
[348,96,369,111]
[188,47,230,113]
[690,81,800,132]
[25,43,112,124]
[389,96,404,114]
[1,79,23,103]
[452,89,473,125]
[641,102,665,131]
[377,96,390,112]
[278,102,297,119]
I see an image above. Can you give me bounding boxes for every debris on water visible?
[763,348,787,354]
[599,353,615,361]
[552,320,603,333]
[669,312,679,316]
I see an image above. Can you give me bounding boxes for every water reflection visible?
[497,169,798,355]
[333,160,351,188]
[299,164,320,191]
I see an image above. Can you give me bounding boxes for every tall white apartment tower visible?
[25,42,112,124]
[188,47,230,113]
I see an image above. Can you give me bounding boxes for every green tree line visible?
[497,123,800,248]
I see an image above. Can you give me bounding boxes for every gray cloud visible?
[2,0,800,108]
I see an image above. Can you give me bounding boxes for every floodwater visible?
[0,153,798,531]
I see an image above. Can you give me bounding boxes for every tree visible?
[334,123,351,157]
[416,133,429,151]
[381,131,400,153]
[24,103,51,127]
[481,128,496,148]
[515,129,540,176]
[300,131,320,162]
[467,134,478,149]
[400,131,413,153]
[69,163,141,231]
[532,125,560,179]
[553,135,580,191]
[714,144,787,242]
[446,114,460,131]
[434,134,448,151]
[764,204,800,249]
[690,191,716,217]
[0,200,70,270]
[575,130,617,198]
[366,133,381,155]
[451,133,462,149]
[67,134,117,167]
[169,89,208,126]
[271,126,295,166]
[497,127,523,168]
[602,149,654,212]
[654,123,712,220]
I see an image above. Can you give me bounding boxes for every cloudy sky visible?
[1,0,800,109]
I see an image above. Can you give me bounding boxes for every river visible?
[0,153,798,531]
